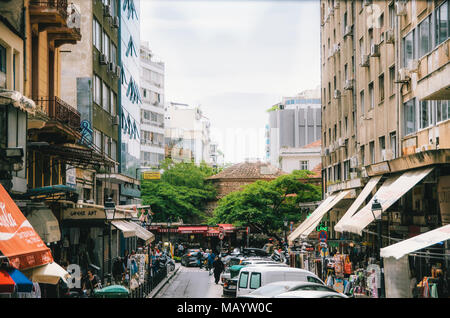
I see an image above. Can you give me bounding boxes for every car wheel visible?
[169,264,175,272]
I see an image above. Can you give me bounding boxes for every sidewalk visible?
[147,263,181,298]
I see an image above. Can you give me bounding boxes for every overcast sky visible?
[140,0,321,163]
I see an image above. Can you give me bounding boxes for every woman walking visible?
[212,256,224,284]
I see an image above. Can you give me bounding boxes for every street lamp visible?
[371,197,385,298]
[283,218,288,247]
[167,217,172,244]
[104,197,115,284]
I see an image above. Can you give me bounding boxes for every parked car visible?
[236,266,325,297]
[274,290,349,298]
[180,249,201,267]
[238,281,341,298]
[241,248,269,257]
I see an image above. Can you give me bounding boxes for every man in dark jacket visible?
[212,256,224,284]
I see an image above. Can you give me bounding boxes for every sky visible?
[140,0,321,163]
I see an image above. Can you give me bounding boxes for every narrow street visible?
[156,266,225,298]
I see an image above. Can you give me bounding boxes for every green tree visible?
[210,171,321,241]
[141,160,217,224]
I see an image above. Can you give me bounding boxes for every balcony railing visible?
[29,0,69,21]
[33,96,81,131]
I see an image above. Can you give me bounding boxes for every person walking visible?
[207,250,216,275]
[212,256,224,284]
[197,248,204,269]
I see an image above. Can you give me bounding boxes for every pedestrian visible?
[212,256,224,284]
[208,250,216,275]
[178,243,184,257]
[197,248,204,268]
[83,269,100,296]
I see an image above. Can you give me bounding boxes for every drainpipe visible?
[396,9,401,159]
[22,6,27,83]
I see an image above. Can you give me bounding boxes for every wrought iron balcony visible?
[29,0,69,22]
[33,96,81,131]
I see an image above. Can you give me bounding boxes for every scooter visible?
[159,251,176,272]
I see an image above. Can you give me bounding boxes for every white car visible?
[275,290,349,298]
[239,281,341,298]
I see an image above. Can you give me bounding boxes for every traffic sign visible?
[219,227,225,240]
[318,230,327,242]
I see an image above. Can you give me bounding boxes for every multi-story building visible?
[267,88,322,169]
[139,41,165,168]
[165,102,212,165]
[290,0,450,298]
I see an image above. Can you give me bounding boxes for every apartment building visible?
[139,41,165,168]
[287,0,450,296]
[267,88,322,169]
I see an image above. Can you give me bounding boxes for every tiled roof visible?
[207,161,286,180]
[310,163,322,178]
[302,139,321,149]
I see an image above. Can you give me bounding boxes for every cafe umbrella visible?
[0,267,33,293]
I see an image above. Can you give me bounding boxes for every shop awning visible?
[381,224,450,260]
[127,222,155,243]
[342,167,434,235]
[178,226,209,234]
[26,206,61,244]
[207,229,220,237]
[23,262,70,285]
[218,224,235,233]
[288,194,337,243]
[298,190,351,239]
[17,185,77,200]
[0,269,16,294]
[334,176,382,233]
[111,220,136,238]
[0,184,53,270]
[0,268,33,293]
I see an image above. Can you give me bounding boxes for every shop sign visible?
[66,165,76,188]
[63,208,106,220]
[142,171,161,180]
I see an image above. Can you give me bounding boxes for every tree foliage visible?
[210,171,322,240]
[141,160,218,224]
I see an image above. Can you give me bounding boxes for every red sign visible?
[178,226,208,234]
[318,230,328,242]
[0,184,53,270]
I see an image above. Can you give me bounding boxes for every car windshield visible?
[293,285,337,292]
[250,284,291,297]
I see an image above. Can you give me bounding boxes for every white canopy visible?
[288,190,350,243]
[334,176,382,233]
[23,262,70,285]
[381,224,450,259]
[111,220,136,238]
[341,167,434,235]
[127,221,155,243]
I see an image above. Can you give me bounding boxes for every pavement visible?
[147,263,182,298]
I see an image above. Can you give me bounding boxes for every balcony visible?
[29,1,81,46]
[33,96,81,131]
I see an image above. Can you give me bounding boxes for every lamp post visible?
[371,197,385,298]
[167,217,172,244]
[283,218,288,247]
[104,197,115,285]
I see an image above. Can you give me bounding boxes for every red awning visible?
[178,226,208,234]
[0,184,53,270]
[206,229,220,237]
[218,224,235,233]
[0,269,15,294]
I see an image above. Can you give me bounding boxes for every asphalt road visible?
[155,265,226,298]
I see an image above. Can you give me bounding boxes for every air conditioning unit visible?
[328,7,334,17]
[408,59,420,73]
[384,149,394,161]
[397,68,411,83]
[344,79,354,90]
[363,0,372,7]
[333,43,341,54]
[396,1,407,16]
[112,16,120,28]
[103,4,112,17]
[338,138,345,147]
[350,156,358,168]
[112,115,120,125]
[344,25,353,37]
[328,48,334,59]
[324,148,330,156]
[334,1,339,9]
[334,89,341,99]
[108,62,116,73]
[360,54,370,67]
[385,29,395,44]
[99,53,108,65]
[370,44,380,57]
[152,101,158,105]
[350,172,358,179]
[115,65,121,77]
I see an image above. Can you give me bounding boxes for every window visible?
[378,74,384,102]
[93,75,101,105]
[418,15,431,58]
[249,273,261,289]
[379,13,384,29]
[343,160,350,181]
[435,1,449,47]
[389,3,395,28]
[111,139,117,161]
[403,30,416,67]
[111,43,117,64]
[93,129,101,149]
[390,131,397,159]
[436,100,449,123]
[361,145,365,166]
[369,141,375,164]
[307,276,323,285]
[110,91,117,116]
[344,63,348,82]
[369,82,374,109]
[344,116,348,134]
[103,31,110,61]
[379,136,386,161]
[420,100,430,129]
[0,44,6,89]
[389,66,395,96]
[360,90,365,114]
[239,272,249,289]
[404,98,417,135]
[102,82,110,112]
[93,19,101,50]
[299,160,309,170]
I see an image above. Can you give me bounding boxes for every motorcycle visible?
[159,251,176,272]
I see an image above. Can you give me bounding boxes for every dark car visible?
[241,248,269,257]
[181,249,201,267]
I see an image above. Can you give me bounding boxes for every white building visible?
[279,140,322,174]
[139,41,165,168]
[165,102,211,165]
